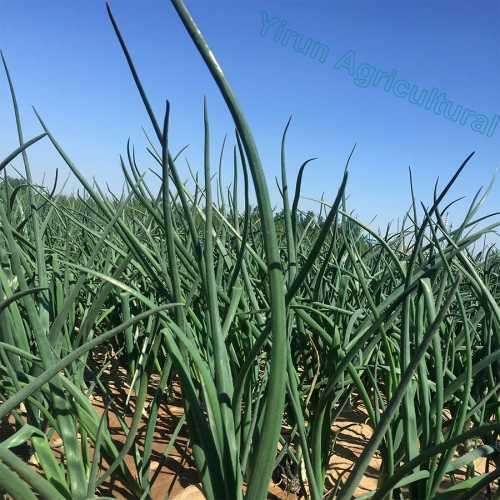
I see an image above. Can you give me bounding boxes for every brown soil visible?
[85,353,499,500]
[1,350,497,500]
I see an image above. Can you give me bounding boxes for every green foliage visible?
[1,2,500,500]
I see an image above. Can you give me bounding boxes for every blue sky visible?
[1,0,499,243]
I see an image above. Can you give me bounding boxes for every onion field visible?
[1,1,499,499]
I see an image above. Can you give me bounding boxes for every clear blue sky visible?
[1,0,499,243]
